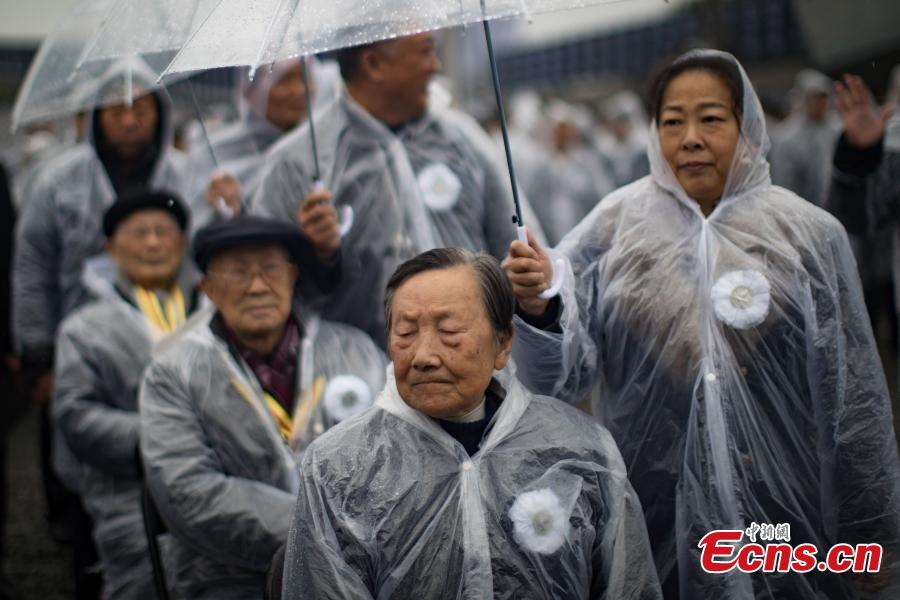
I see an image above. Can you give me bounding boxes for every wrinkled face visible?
[106,210,185,289]
[97,92,158,160]
[265,63,311,131]
[658,70,740,206]
[389,266,512,419]
[373,33,441,122]
[201,245,298,339]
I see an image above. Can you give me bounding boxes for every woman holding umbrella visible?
[504,49,900,598]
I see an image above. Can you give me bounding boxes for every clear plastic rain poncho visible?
[12,57,188,360]
[512,49,900,598]
[52,258,199,600]
[187,59,302,233]
[139,308,386,599]
[250,89,545,345]
[282,364,661,599]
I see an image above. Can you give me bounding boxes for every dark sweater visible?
[438,387,502,457]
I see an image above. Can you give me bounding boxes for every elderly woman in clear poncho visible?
[505,49,900,598]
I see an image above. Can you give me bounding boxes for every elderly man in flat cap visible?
[281,247,661,600]
[53,189,199,599]
[139,215,386,599]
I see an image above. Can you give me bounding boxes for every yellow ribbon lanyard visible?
[135,286,186,333]
[290,376,327,444]
[264,392,293,442]
[230,377,326,445]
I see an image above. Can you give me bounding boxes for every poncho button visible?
[705,373,717,383]
[461,461,474,472]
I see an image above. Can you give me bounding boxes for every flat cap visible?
[192,215,314,273]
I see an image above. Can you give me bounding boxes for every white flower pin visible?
[417,163,462,211]
[509,488,571,555]
[323,375,373,422]
[710,269,771,329]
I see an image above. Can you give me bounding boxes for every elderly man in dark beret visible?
[53,189,199,599]
[281,247,661,600]
[139,215,386,599]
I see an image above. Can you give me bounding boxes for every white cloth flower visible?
[323,375,372,422]
[710,269,771,329]
[417,162,462,211]
[509,488,571,555]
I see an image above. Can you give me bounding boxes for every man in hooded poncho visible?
[14,58,188,389]
[280,248,661,600]
[505,49,900,598]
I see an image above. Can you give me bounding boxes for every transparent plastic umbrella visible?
[12,0,119,131]
[75,0,221,70]
[164,0,626,76]
[164,0,636,291]
[10,0,218,132]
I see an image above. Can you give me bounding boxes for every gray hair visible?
[383,248,515,343]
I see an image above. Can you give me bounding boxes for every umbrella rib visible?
[161,0,230,81]
[250,0,293,79]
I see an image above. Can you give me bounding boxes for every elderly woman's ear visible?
[493,324,515,371]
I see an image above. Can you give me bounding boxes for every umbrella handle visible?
[313,180,353,237]
[215,197,235,219]
[516,226,564,300]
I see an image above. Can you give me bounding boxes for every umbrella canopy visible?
[162,0,637,260]
[163,0,626,78]
[11,0,218,132]
[76,0,220,67]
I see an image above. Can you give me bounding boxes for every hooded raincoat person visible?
[250,33,545,346]
[139,216,386,599]
[52,191,199,600]
[505,49,900,598]
[12,56,188,406]
[281,248,661,600]
[188,58,340,232]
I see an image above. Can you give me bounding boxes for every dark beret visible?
[102,189,189,237]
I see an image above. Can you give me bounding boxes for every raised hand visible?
[835,74,895,149]
[297,188,341,262]
[206,171,243,217]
